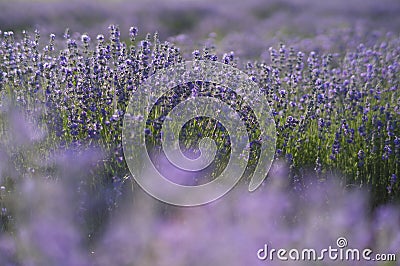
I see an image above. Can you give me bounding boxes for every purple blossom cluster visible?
[0,23,398,207]
[261,38,399,206]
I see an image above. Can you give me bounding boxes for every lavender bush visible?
[0,25,398,205]
[0,0,399,264]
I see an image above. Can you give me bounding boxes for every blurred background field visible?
[1,0,400,58]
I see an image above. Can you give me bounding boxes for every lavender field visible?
[0,0,399,265]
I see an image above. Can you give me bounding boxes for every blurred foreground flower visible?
[92,170,399,266]
[1,165,400,266]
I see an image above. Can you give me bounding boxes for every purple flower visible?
[129,26,138,38]
[81,34,90,43]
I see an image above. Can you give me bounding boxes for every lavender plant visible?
[0,25,398,206]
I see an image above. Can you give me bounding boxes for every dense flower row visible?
[0,26,398,206]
